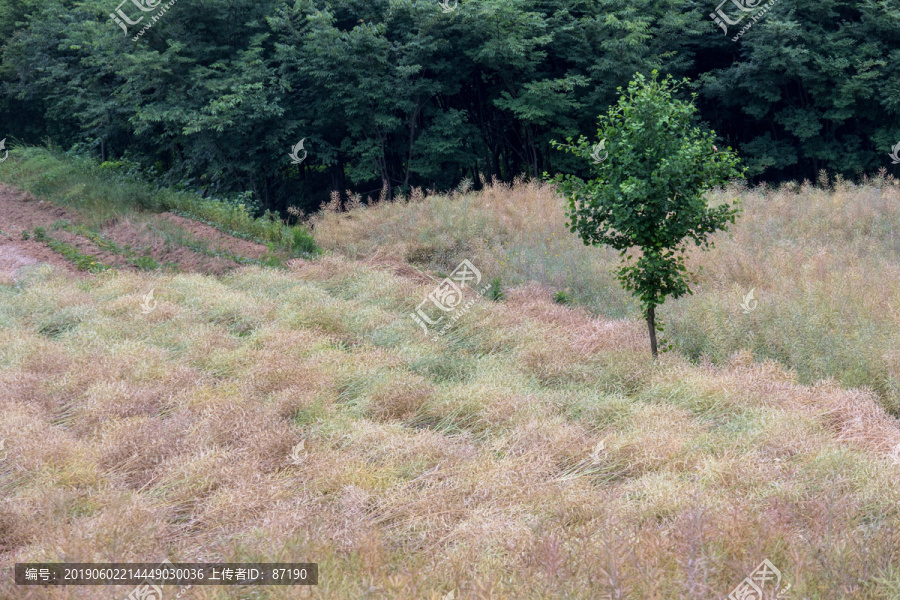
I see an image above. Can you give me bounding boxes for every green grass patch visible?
[26,227,110,273]
[52,220,163,271]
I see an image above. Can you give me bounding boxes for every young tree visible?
[548,70,745,358]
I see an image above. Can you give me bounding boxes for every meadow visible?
[313,171,900,416]
[0,160,899,598]
[2,0,898,595]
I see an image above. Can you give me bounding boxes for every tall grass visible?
[311,177,638,317]
[1,257,899,598]
[311,172,900,415]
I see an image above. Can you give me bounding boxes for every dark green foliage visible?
[553,290,571,305]
[697,0,900,179]
[0,0,896,216]
[487,276,504,301]
[550,72,745,357]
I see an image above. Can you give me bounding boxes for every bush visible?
[487,277,504,301]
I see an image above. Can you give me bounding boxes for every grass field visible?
[1,155,900,598]
[313,171,900,416]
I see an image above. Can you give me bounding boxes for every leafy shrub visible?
[487,277,504,301]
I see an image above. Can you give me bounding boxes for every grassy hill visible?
[1,152,900,598]
[313,171,900,416]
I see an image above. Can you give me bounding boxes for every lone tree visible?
[548,71,745,358]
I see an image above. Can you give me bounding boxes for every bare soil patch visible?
[157,212,271,260]
[0,184,273,279]
[0,185,85,280]
[94,215,251,275]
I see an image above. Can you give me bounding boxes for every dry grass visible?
[311,172,900,416]
[1,248,900,598]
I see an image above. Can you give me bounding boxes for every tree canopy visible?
[1,0,897,214]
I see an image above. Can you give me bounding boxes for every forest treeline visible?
[0,0,898,215]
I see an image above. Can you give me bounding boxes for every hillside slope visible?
[312,174,900,416]
[1,245,899,598]
[0,184,282,284]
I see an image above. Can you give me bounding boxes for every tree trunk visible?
[646,304,658,359]
[402,98,424,191]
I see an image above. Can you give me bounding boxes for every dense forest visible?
[1,0,898,214]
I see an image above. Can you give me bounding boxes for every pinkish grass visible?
[0,251,899,598]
